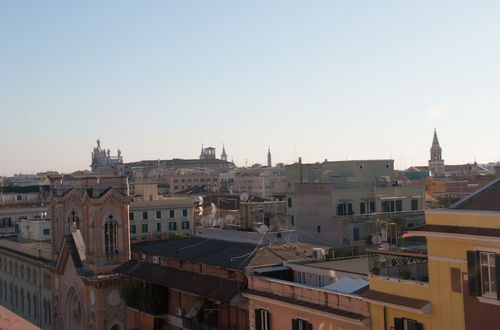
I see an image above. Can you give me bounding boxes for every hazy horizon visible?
[2,1,500,176]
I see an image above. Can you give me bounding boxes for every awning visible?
[322,277,368,295]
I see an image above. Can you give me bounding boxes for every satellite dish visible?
[210,203,217,214]
[240,192,249,202]
[198,206,204,216]
[371,234,382,245]
[257,224,269,234]
[197,196,204,204]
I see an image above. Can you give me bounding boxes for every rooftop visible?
[451,178,500,211]
[132,237,325,270]
[289,257,369,275]
[115,260,244,303]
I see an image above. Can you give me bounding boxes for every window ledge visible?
[477,296,500,306]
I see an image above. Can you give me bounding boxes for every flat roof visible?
[289,257,369,275]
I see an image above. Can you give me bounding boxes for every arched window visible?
[27,292,31,315]
[68,210,80,232]
[33,294,38,319]
[20,289,24,312]
[104,215,118,256]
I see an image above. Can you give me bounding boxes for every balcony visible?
[367,248,428,282]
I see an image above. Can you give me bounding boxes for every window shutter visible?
[496,254,500,300]
[266,310,271,330]
[394,318,404,330]
[292,319,298,330]
[360,203,366,214]
[255,309,262,330]
[467,250,480,296]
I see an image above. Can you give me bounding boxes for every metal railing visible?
[367,248,428,282]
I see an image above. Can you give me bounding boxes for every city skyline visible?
[2,1,500,175]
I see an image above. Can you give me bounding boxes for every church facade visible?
[49,175,131,330]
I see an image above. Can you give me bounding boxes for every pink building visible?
[244,272,370,330]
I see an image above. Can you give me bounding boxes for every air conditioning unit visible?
[175,307,185,317]
[312,248,326,261]
[152,256,160,264]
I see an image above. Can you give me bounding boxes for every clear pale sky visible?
[1,1,500,176]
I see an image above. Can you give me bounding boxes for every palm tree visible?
[375,216,404,250]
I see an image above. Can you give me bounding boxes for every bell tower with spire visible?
[221,144,228,161]
[428,129,445,177]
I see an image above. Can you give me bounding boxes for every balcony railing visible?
[367,249,428,282]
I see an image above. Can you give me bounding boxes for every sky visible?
[1,1,500,176]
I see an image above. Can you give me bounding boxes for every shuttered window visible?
[255,309,270,330]
[292,318,312,330]
[394,318,423,330]
[467,250,500,299]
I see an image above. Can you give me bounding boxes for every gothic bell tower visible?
[428,129,445,177]
[49,175,131,330]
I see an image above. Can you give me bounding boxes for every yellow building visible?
[362,178,500,330]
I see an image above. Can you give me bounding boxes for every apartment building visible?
[285,159,425,247]
[129,198,194,241]
[233,167,286,199]
[244,259,370,330]
[363,178,500,330]
[116,230,324,330]
[0,230,53,329]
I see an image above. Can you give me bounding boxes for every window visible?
[296,272,306,284]
[182,209,188,217]
[142,223,148,233]
[290,215,295,226]
[287,198,292,208]
[394,317,423,330]
[292,318,312,330]
[353,228,360,241]
[129,212,134,221]
[43,229,50,235]
[467,250,499,299]
[142,211,148,220]
[156,211,162,219]
[337,203,353,216]
[360,201,376,214]
[104,215,118,256]
[382,200,403,213]
[255,309,270,330]
[411,199,419,211]
[130,225,136,234]
[169,210,175,218]
[317,225,321,233]
[169,222,177,231]
[156,223,161,232]
[182,221,190,230]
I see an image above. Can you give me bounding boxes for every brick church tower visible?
[428,129,445,177]
[49,175,131,330]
